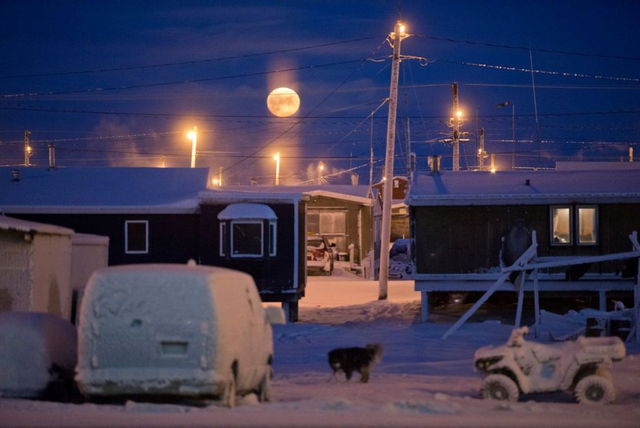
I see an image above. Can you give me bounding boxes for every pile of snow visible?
[0,312,77,398]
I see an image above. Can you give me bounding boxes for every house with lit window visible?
[407,162,640,319]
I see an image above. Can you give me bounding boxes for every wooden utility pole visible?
[478,128,487,171]
[379,21,406,300]
[451,83,460,171]
[24,130,31,167]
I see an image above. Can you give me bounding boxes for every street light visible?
[318,161,324,184]
[187,126,198,168]
[273,152,280,186]
[495,101,515,169]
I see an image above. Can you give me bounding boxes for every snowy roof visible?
[0,167,209,214]
[200,184,372,206]
[0,215,74,236]
[408,169,640,206]
[71,233,110,246]
[218,203,277,220]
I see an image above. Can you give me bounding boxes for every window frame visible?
[269,220,277,257]
[219,222,226,256]
[230,220,264,258]
[125,220,149,254]
[550,206,573,246]
[576,205,599,246]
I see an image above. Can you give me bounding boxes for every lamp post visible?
[495,101,515,169]
[187,126,198,168]
[274,152,280,186]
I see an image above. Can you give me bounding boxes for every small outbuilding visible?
[0,216,74,319]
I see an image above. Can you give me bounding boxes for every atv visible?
[474,327,625,404]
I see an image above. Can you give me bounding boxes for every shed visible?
[0,216,73,319]
[70,233,109,324]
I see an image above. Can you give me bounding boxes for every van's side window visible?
[125,220,148,254]
[231,221,263,257]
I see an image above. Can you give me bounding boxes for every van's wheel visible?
[480,374,519,402]
[574,375,615,404]
[257,369,272,403]
[222,376,236,408]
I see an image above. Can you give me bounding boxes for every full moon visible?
[267,87,300,117]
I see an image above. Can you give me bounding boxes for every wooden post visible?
[533,269,540,338]
[598,290,607,311]
[514,271,527,328]
[421,291,429,322]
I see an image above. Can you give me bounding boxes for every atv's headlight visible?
[475,356,503,371]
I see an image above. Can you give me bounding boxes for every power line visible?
[415,34,640,62]
[0,36,383,79]
[2,58,368,98]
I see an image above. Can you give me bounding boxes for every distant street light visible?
[273,152,280,186]
[318,161,325,184]
[187,126,198,168]
[495,101,515,169]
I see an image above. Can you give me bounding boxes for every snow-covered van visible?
[76,264,283,407]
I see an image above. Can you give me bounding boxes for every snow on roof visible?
[556,161,640,171]
[408,169,640,206]
[0,167,210,214]
[0,215,73,236]
[218,203,277,220]
[71,233,110,246]
[200,184,372,206]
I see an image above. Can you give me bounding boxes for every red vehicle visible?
[306,235,334,276]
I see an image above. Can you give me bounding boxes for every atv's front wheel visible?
[574,375,615,405]
[480,374,519,402]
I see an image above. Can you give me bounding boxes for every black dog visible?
[328,344,383,383]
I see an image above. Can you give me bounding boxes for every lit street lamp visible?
[187,126,198,168]
[273,152,280,186]
[318,161,325,184]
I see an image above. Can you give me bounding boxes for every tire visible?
[574,375,615,404]
[480,374,519,402]
[222,376,236,408]
[257,369,272,403]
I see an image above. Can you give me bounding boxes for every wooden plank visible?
[599,290,607,311]
[507,250,640,271]
[514,272,527,328]
[442,272,511,339]
[415,280,634,292]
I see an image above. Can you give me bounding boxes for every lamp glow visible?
[274,152,280,186]
[187,126,198,168]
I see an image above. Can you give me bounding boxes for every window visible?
[394,179,400,188]
[219,223,226,256]
[269,221,277,256]
[577,206,598,245]
[125,220,148,254]
[231,221,263,257]
[308,211,347,235]
[551,207,571,245]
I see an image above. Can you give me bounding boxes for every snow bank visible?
[0,312,77,398]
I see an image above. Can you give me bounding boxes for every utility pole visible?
[24,130,32,167]
[405,117,411,178]
[478,128,487,171]
[379,21,406,300]
[511,103,516,169]
[449,83,463,171]
[218,166,223,186]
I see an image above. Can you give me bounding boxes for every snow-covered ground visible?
[1,269,639,427]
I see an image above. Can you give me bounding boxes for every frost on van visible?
[0,312,77,398]
[76,264,274,401]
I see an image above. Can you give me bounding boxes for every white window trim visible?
[576,205,599,246]
[269,221,277,257]
[550,206,573,246]
[219,222,226,256]
[230,220,264,258]
[125,220,149,254]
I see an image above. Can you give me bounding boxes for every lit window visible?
[578,207,598,245]
[551,207,571,245]
[269,221,277,256]
[231,221,263,257]
[394,179,400,188]
[125,220,148,254]
[219,223,226,256]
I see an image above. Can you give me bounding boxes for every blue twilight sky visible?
[1,1,639,184]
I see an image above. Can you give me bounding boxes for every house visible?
[407,163,640,321]
[372,176,410,241]
[0,167,207,266]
